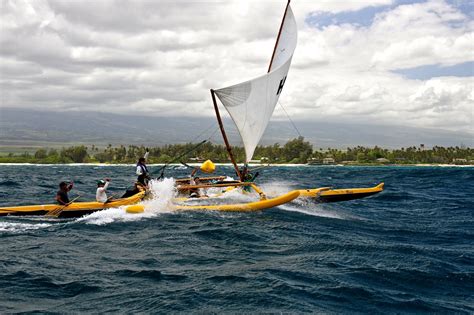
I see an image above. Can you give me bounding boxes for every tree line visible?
[0,137,472,165]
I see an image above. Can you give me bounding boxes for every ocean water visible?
[0,164,473,313]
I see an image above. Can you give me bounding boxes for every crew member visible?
[240,165,259,192]
[96,178,111,203]
[56,181,74,205]
[189,167,198,181]
[136,148,150,186]
[121,182,141,198]
[189,177,206,198]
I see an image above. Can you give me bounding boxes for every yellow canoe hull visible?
[298,183,384,203]
[175,190,300,212]
[0,191,146,218]
[124,183,383,214]
[126,190,300,213]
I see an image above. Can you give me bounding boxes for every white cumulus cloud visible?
[0,0,472,133]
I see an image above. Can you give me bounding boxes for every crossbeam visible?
[177,182,253,190]
[175,176,226,183]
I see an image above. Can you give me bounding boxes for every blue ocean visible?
[0,164,473,313]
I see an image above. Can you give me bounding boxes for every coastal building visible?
[307,158,322,165]
[453,158,468,164]
[190,157,205,162]
[249,157,269,164]
[322,157,335,164]
[341,161,358,165]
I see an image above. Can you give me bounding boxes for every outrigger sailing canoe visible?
[126,1,383,214]
[0,2,383,218]
[0,191,146,218]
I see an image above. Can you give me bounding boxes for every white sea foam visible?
[260,181,298,197]
[277,203,345,219]
[217,188,255,201]
[259,180,347,219]
[173,177,257,207]
[144,177,177,213]
[0,222,51,233]
[76,178,177,225]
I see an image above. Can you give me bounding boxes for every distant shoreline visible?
[0,162,472,167]
[1,142,472,166]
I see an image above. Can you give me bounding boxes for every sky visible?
[1,0,473,134]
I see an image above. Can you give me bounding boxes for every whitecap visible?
[0,222,51,233]
[76,178,177,225]
[277,203,346,219]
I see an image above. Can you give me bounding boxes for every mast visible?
[267,0,291,73]
[210,89,242,181]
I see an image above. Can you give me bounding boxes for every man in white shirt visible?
[96,178,111,203]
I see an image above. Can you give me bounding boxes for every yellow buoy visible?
[200,159,216,173]
[126,204,145,214]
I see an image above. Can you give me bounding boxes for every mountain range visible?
[1,108,472,149]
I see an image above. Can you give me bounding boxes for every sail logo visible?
[277,76,287,95]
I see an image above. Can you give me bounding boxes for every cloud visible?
[281,0,473,132]
[0,0,472,135]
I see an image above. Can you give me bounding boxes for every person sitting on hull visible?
[239,165,259,192]
[96,178,111,203]
[187,159,215,185]
[136,148,151,187]
[189,167,198,182]
[121,182,142,198]
[189,177,207,198]
[56,181,74,205]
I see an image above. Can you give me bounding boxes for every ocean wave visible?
[114,269,187,282]
[0,222,51,233]
[76,178,177,225]
[0,180,20,187]
[1,165,473,313]
[277,202,347,219]
[0,271,100,298]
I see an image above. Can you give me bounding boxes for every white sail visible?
[214,5,297,162]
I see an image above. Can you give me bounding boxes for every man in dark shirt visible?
[56,181,74,205]
[136,149,150,187]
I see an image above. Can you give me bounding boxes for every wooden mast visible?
[267,0,291,73]
[210,89,242,180]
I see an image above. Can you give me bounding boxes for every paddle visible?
[180,161,199,174]
[47,195,82,217]
[104,193,117,203]
[156,140,208,179]
[180,161,193,168]
[249,164,270,172]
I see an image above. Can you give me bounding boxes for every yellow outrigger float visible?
[125,182,384,213]
[0,191,146,218]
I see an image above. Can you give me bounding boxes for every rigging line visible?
[278,100,302,138]
[207,126,220,142]
[188,121,219,144]
[156,139,209,179]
